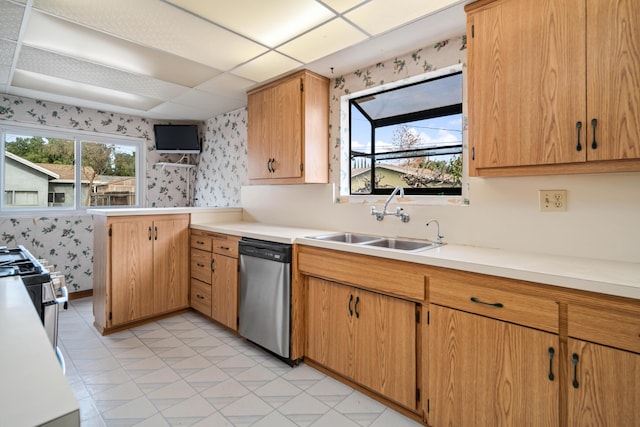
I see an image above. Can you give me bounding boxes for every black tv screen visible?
[154,124,201,154]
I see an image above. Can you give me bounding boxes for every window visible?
[1,126,142,211]
[347,69,463,196]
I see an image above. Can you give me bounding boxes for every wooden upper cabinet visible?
[586,0,640,162]
[247,69,329,184]
[466,0,640,176]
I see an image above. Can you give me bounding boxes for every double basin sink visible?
[308,232,443,252]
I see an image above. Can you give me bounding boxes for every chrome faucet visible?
[426,219,444,244]
[371,186,410,222]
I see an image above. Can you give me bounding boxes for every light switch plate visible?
[539,190,567,212]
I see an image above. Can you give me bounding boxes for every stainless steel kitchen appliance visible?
[238,238,295,365]
[0,245,68,371]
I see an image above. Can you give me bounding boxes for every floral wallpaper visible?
[0,94,196,291]
[0,35,465,292]
[193,108,247,207]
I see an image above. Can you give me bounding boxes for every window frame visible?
[0,124,145,214]
[339,64,467,205]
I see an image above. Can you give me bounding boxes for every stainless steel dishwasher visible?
[238,238,294,364]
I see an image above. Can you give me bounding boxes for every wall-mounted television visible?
[153,124,201,154]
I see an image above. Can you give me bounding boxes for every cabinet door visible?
[468,0,585,170]
[586,0,640,161]
[247,87,273,180]
[271,76,303,179]
[153,217,190,313]
[211,254,238,330]
[567,339,640,427]
[109,218,154,325]
[429,304,559,427]
[355,288,417,410]
[306,277,356,379]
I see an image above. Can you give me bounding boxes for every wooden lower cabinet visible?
[211,253,238,330]
[306,277,418,410]
[429,304,560,427]
[93,214,190,333]
[189,230,239,331]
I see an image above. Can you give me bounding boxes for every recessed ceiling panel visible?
[167,0,335,48]
[17,46,188,101]
[232,52,302,83]
[345,0,461,35]
[0,0,25,41]
[278,18,368,64]
[12,69,163,111]
[22,11,221,88]
[31,0,267,70]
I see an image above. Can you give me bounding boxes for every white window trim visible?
[337,63,469,206]
[0,123,146,215]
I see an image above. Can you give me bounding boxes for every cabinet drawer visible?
[430,279,559,333]
[191,249,212,284]
[569,305,640,353]
[191,278,211,317]
[213,235,240,258]
[191,231,213,252]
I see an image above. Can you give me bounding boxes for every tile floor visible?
[59,297,424,426]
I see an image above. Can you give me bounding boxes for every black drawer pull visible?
[354,296,360,318]
[591,118,598,149]
[196,263,205,268]
[548,347,555,381]
[470,297,504,308]
[348,294,353,316]
[572,353,579,388]
[576,121,583,151]
[196,240,205,245]
[219,246,230,251]
[196,294,205,300]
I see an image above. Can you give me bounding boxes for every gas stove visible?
[0,246,51,285]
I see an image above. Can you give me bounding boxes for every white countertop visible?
[0,276,79,427]
[192,221,640,300]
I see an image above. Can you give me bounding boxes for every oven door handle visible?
[56,285,69,310]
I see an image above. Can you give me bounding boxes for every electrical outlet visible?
[539,190,567,212]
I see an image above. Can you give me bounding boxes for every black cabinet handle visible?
[471,147,475,161]
[470,297,504,308]
[572,353,579,388]
[196,263,205,268]
[148,226,152,240]
[348,294,353,316]
[548,347,555,381]
[576,121,583,151]
[211,259,215,273]
[154,226,158,241]
[591,118,598,149]
[196,240,205,245]
[196,294,205,300]
[354,296,360,318]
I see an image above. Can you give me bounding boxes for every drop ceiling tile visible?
[345,0,461,35]
[17,46,188,101]
[11,69,163,111]
[170,88,245,115]
[277,18,367,64]
[145,101,226,121]
[0,66,10,86]
[167,0,335,48]
[31,0,267,70]
[0,0,25,41]
[318,0,367,13]
[0,39,16,67]
[23,11,222,88]
[231,52,302,83]
[196,73,255,98]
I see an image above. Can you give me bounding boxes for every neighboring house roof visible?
[35,163,97,184]
[5,151,60,179]
[351,164,456,183]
